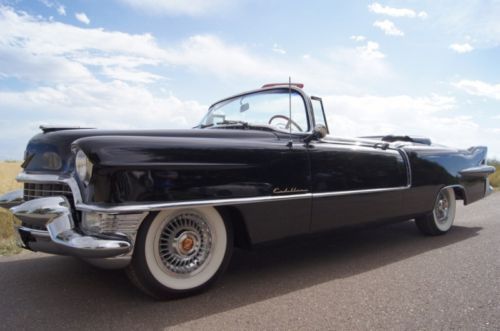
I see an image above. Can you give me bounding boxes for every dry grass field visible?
[488,160,500,189]
[0,160,498,256]
[0,161,22,255]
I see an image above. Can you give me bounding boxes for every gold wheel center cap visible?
[181,237,194,252]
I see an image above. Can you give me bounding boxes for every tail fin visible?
[467,146,488,164]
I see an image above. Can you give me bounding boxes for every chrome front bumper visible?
[0,189,24,209]
[1,186,147,268]
[11,196,132,258]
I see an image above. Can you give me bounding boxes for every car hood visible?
[23,128,279,174]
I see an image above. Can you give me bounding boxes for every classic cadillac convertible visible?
[0,83,495,299]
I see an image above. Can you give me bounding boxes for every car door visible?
[309,140,409,232]
[308,138,409,232]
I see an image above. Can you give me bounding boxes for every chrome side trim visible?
[312,186,409,198]
[16,172,411,213]
[77,186,411,213]
[16,172,83,204]
[398,148,412,187]
[76,193,314,213]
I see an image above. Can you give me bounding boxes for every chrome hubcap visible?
[158,213,212,275]
[174,231,199,255]
[435,192,449,223]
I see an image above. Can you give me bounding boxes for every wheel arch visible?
[134,206,251,250]
[446,184,468,205]
[216,206,252,250]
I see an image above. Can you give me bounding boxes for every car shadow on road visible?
[0,221,482,330]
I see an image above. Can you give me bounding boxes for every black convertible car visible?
[0,83,495,299]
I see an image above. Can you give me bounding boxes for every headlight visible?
[42,152,62,170]
[75,150,93,185]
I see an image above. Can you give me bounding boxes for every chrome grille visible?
[22,182,75,231]
[23,182,74,206]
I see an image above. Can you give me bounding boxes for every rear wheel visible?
[415,187,456,236]
[126,207,233,299]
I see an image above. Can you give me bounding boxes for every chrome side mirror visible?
[304,124,328,144]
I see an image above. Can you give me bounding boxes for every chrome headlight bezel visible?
[75,149,93,185]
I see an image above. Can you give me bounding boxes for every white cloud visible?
[0,7,167,83]
[417,11,428,19]
[0,81,206,128]
[373,20,404,36]
[158,35,388,93]
[323,94,500,158]
[368,2,428,19]
[0,46,93,83]
[0,6,394,158]
[0,6,391,88]
[0,82,207,159]
[75,12,90,25]
[0,6,204,158]
[57,5,66,16]
[117,0,234,16]
[272,43,286,55]
[430,0,500,48]
[161,35,283,79]
[350,35,366,42]
[39,0,66,16]
[100,67,163,83]
[454,80,500,100]
[356,41,385,59]
[449,43,474,53]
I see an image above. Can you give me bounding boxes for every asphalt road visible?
[1,193,499,331]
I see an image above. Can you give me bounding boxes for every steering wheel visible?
[268,115,303,132]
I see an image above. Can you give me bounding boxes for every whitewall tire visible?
[126,207,233,299]
[415,187,456,236]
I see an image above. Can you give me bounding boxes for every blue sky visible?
[1,0,500,159]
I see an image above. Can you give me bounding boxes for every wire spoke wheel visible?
[434,191,450,224]
[416,187,456,235]
[155,212,212,277]
[127,207,232,299]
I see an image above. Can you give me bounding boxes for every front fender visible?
[72,135,310,205]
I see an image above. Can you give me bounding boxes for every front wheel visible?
[415,187,456,236]
[126,207,233,299]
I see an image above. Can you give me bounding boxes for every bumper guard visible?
[7,196,132,259]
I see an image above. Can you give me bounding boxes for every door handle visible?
[374,143,390,150]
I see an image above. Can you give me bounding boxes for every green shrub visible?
[488,159,500,189]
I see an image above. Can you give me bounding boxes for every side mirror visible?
[304,124,328,144]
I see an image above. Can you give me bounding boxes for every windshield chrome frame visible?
[202,86,316,136]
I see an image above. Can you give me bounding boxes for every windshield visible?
[199,89,309,133]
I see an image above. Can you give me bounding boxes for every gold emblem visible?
[273,187,308,194]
